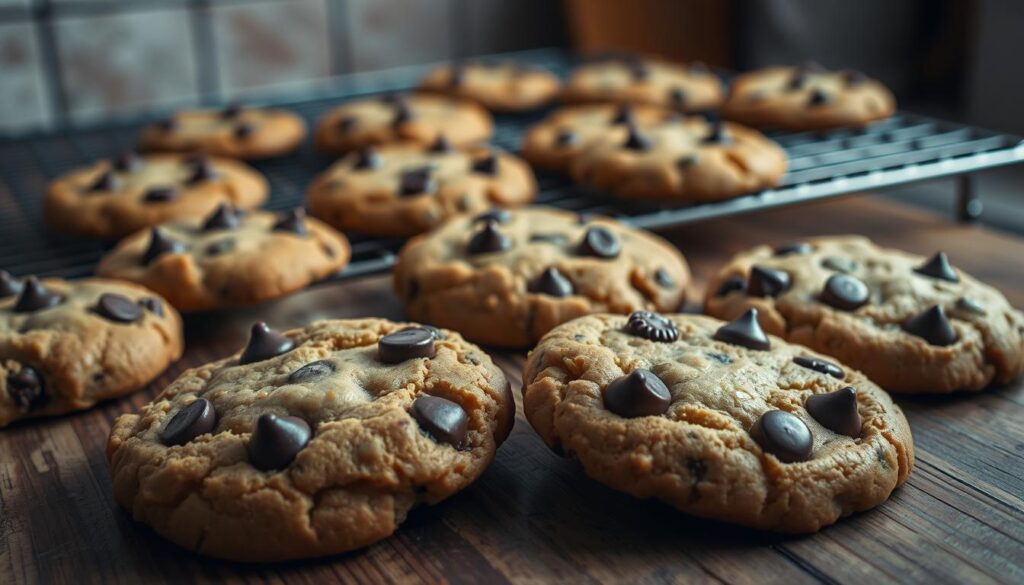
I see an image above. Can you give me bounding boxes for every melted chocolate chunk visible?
[287,360,336,384]
[713,308,770,350]
[378,327,437,364]
[471,154,498,175]
[160,398,216,446]
[399,167,435,196]
[143,186,178,203]
[603,369,671,418]
[819,273,870,311]
[239,322,296,364]
[805,387,862,438]
[411,395,468,447]
[529,267,574,297]
[750,410,813,463]
[96,293,143,323]
[578,226,621,259]
[625,311,679,342]
[793,356,845,380]
[808,89,831,107]
[248,414,311,471]
[715,275,747,297]
[7,367,45,412]
[747,266,791,298]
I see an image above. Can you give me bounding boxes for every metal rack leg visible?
[957,174,983,222]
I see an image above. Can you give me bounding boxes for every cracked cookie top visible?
[139,104,307,159]
[703,235,1024,393]
[419,61,561,112]
[522,311,913,533]
[106,318,514,562]
[562,57,725,113]
[394,207,690,348]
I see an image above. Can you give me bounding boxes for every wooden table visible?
[2,196,1022,584]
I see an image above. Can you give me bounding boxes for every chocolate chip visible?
[626,311,679,342]
[248,414,311,471]
[239,322,296,365]
[786,71,807,91]
[774,242,811,256]
[748,266,791,298]
[13,277,64,313]
[88,170,117,192]
[0,270,22,298]
[555,129,578,147]
[578,226,621,259]
[273,208,308,236]
[956,296,986,316]
[392,102,413,127]
[186,156,218,184]
[467,220,511,255]
[143,228,185,265]
[378,327,437,364]
[805,387,862,438]
[842,70,867,86]
[139,297,164,316]
[529,267,574,297]
[676,155,699,169]
[337,115,357,134]
[793,356,845,380]
[221,103,243,118]
[902,305,958,346]
[428,135,453,153]
[160,398,216,446]
[819,274,869,311]
[205,238,236,256]
[353,147,381,170]
[411,395,468,447]
[287,360,336,384]
[611,105,634,125]
[655,268,675,289]
[715,275,747,297]
[474,209,510,224]
[669,87,686,108]
[405,324,445,340]
[821,257,858,273]
[471,154,498,175]
[808,89,831,107]
[143,186,178,203]
[399,167,435,196]
[750,410,813,463]
[713,308,770,350]
[702,121,729,144]
[7,367,45,412]
[233,122,256,140]
[603,369,671,418]
[96,293,142,323]
[623,125,651,151]
[112,151,142,172]
[914,252,958,283]
[202,204,240,231]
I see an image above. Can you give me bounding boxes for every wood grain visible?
[2,197,1023,584]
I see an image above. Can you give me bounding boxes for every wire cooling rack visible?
[1,48,1022,281]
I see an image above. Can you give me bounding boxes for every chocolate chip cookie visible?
[107,318,514,561]
[96,206,350,312]
[562,57,725,113]
[44,153,268,241]
[419,61,561,112]
[522,311,913,532]
[704,236,1024,393]
[722,62,896,131]
[139,104,307,159]
[307,142,537,237]
[314,93,493,154]
[1,275,183,427]
[569,116,787,202]
[394,207,690,348]
[521,103,673,172]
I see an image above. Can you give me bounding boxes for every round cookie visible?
[106,318,514,561]
[394,207,690,348]
[569,116,787,202]
[521,103,673,172]
[307,142,537,237]
[562,57,725,113]
[722,62,896,131]
[419,61,560,112]
[96,206,351,312]
[314,93,493,154]
[44,153,268,241]
[703,236,1024,393]
[139,105,307,159]
[0,275,183,427]
[522,311,914,533]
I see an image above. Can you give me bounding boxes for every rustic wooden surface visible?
[2,196,1023,584]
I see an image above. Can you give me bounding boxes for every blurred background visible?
[1,0,1021,228]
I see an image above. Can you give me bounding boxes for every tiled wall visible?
[0,0,565,135]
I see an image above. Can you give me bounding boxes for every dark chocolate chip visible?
[626,311,679,342]
[205,238,236,256]
[555,129,578,147]
[142,228,186,265]
[186,156,218,184]
[13,277,64,313]
[392,102,413,127]
[623,125,651,151]
[0,270,23,298]
[112,151,142,173]
[428,135,453,153]
[287,360,336,384]
[603,369,671,418]
[914,252,958,283]
[471,154,498,175]
[611,105,634,125]
[399,167,435,196]
[748,266,791,298]
[713,308,770,350]
[654,268,675,289]
[405,324,445,340]
[202,204,240,231]
[805,387,862,438]
[7,367,45,412]
[474,209,510,224]
[143,186,178,203]
[774,242,811,256]
[233,122,256,140]
[467,220,511,255]
[750,410,813,463]
[821,256,858,274]
[139,297,164,316]
[842,70,867,86]
[337,115,357,133]
[702,121,729,144]
[96,293,142,323]
[353,147,381,170]
[716,275,747,297]
[378,327,437,364]
[819,273,869,311]
[529,267,574,297]
[273,208,308,236]
[221,103,243,118]
[160,398,216,446]
[786,71,807,91]
[248,414,311,471]
[88,170,117,192]
[239,322,296,364]
[578,226,621,259]
[902,305,958,346]
[411,395,468,447]
[956,296,986,316]
[676,155,699,169]
[793,356,845,380]
[669,87,687,108]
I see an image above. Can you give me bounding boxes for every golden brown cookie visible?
[562,56,725,112]
[314,93,493,154]
[418,61,561,111]
[107,318,514,561]
[722,62,896,130]
[139,105,307,159]
[96,206,350,312]
[522,311,914,532]
[307,141,537,237]
[703,236,1024,393]
[394,207,690,348]
[0,275,183,427]
[44,153,268,241]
